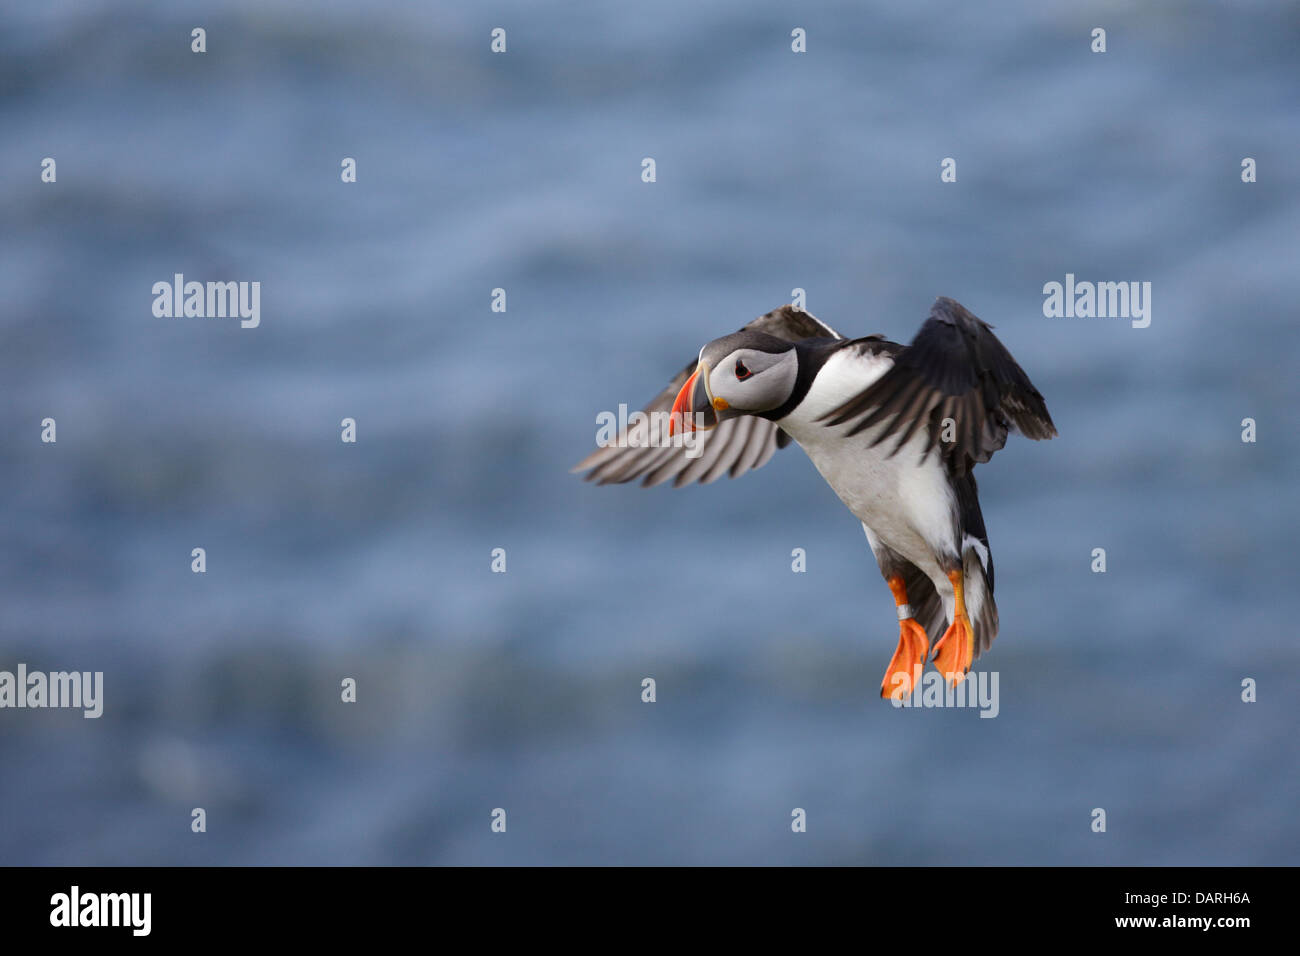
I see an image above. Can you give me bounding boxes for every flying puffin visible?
[573,298,1056,698]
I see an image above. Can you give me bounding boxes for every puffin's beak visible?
[669,361,720,435]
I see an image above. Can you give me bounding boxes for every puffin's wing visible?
[740,303,843,342]
[572,305,839,488]
[817,297,1057,473]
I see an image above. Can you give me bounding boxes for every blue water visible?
[1,1,1297,864]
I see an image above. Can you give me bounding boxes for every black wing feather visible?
[817,297,1056,475]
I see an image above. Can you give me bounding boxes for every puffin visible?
[572,298,1056,698]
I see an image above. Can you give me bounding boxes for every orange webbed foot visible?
[931,611,974,687]
[930,569,974,687]
[880,618,930,700]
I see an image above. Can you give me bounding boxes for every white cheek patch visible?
[714,349,795,411]
[747,350,797,409]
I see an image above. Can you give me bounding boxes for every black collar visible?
[760,337,846,422]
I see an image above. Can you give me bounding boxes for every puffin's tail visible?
[957,472,999,661]
[963,539,998,661]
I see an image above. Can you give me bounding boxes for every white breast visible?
[776,348,959,579]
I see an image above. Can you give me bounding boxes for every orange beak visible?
[669,367,700,437]
[669,361,718,436]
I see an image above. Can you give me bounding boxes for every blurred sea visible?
[1,0,1297,864]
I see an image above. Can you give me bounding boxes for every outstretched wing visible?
[818,297,1056,475]
[572,305,840,487]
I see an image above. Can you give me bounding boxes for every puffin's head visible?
[669,330,798,435]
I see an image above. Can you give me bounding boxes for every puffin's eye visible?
[735,359,751,380]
